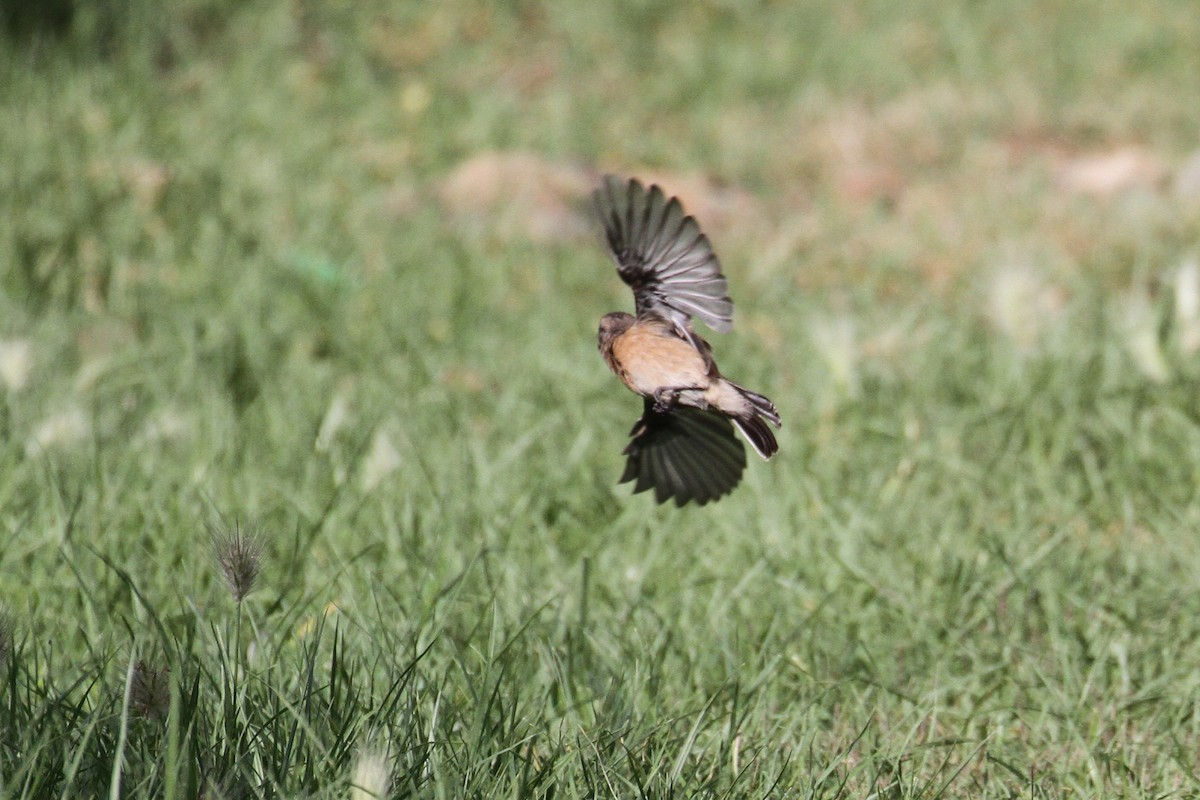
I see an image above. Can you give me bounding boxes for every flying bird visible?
[594,175,781,506]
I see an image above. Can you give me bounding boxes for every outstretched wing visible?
[593,175,734,335]
[620,399,747,507]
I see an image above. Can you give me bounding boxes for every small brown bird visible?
[594,175,781,506]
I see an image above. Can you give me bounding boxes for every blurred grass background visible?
[4,0,1200,796]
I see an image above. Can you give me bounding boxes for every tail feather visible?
[725,381,781,460]
[730,382,779,423]
[732,415,779,460]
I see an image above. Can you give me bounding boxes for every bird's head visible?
[597,312,636,350]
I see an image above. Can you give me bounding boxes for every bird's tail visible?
[726,383,781,460]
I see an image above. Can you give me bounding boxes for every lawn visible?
[3,0,1200,796]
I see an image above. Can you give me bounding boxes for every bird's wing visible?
[620,399,746,507]
[593,175,734,336]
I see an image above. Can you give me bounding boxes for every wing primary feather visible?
[642,193,687,267]
[596,176,735,333]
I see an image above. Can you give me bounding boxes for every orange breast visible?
[611,321,711,396]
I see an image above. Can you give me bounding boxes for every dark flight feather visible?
[620,399,747,507]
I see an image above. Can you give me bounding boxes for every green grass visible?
[4,0,1200,796]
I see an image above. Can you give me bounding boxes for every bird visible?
[593,175,781,506]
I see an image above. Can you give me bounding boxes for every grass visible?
[3,0,1200,796]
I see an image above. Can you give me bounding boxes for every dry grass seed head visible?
[210,521,265,603]
[130,660,170,720]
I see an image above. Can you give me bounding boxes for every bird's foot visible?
[653,386,708,414]
[652,388,678,414]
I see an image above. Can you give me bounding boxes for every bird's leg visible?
[652,387,678,414]
[652,386,707,414]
